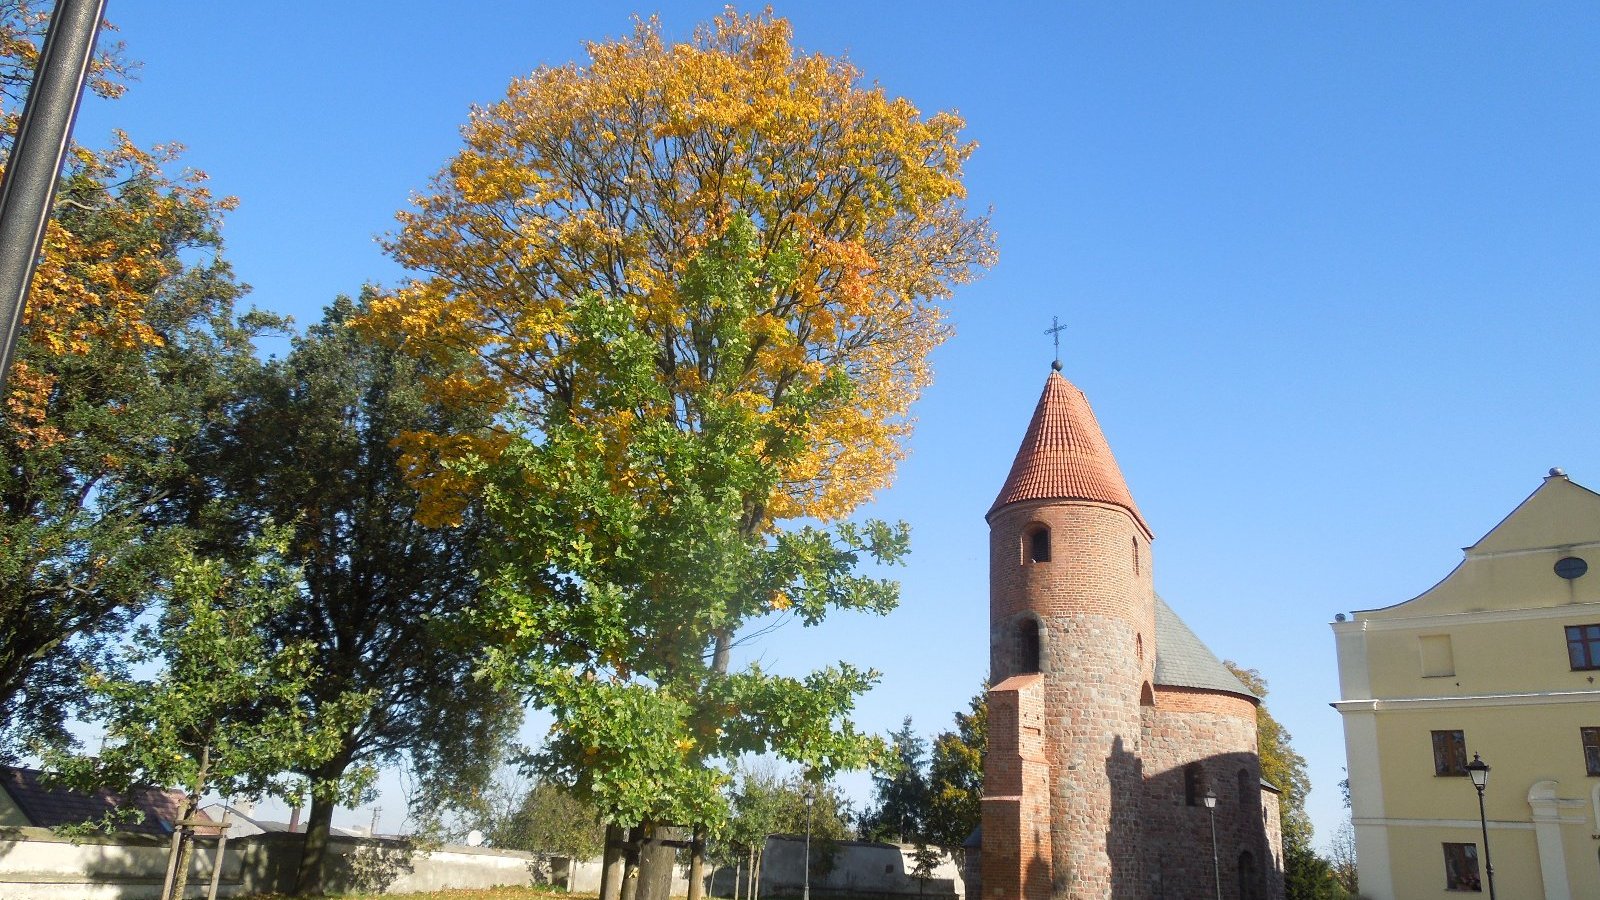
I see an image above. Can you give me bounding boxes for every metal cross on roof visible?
[1044,316,1067,371]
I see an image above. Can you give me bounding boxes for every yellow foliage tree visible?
[367,8,995,528]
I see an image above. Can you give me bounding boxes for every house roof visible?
[988,369,1151,537]
[0,766,213,836]
[1153,596,1258,701]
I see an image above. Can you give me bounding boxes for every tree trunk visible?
[687,825,705,900]
[732,857,742,900]
[619,825,644,900]
[636,823,682,900]
[600,824,628,900]
[167,746,210,900]
[292,794,338,895]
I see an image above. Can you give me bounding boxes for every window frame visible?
[1582,727,1600,777]
[1432,729,1468,777]
[1442,842,1481,892]
[1567,624,1600,670]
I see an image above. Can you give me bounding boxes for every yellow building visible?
[1333,469,1600,899]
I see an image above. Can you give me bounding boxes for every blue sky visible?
[72,2,1600,848]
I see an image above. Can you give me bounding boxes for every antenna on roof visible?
[1044,316,1067,371]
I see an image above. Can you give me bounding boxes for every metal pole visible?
[802,789,812,900]
[1208,805,1221,900]
[0,0,106,396]
[1475,785,1496,900]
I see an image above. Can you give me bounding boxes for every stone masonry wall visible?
[1140,687,1282,900]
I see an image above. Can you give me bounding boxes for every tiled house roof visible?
[988,370,1151,537]
[1152,596,1258,700]
[0,765,213,836]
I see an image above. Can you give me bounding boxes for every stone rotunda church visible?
[971,364,1285,900]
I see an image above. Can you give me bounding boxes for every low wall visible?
[713,836,964,900]
[0,828,965,900]
[0,826,543,899]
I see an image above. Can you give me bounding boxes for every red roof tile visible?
[988,370,1151,536]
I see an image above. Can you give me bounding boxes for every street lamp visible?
[1465,753,1496,899]
[1202,789,1220,900]
[802,785,814,900]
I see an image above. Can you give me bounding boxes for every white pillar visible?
[1527,780,1572,900]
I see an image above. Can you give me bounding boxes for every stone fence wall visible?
[0,827,964,899]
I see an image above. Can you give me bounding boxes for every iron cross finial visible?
[1044,316,1067,371]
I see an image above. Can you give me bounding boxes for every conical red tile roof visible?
[987,370,1151,536]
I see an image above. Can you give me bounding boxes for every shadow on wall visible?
[1139,750,1282,900]
[1106,735,1143,900]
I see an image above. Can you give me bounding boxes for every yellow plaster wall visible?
[1386,825,1544,900]
[1363,607,1600,698]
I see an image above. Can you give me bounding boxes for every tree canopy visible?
[362,10,993,873]
[0,1,257,756]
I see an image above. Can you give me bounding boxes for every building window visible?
[1420,634,1455,677]
[1584,727,1600,776]
[1185,763,1202,806]
[1443,842,1481,892]
[1132,536,1139,574]
[1238,768,1257,811]
[1238,850,1259,900]
[1025,525,1051,564]
[1568,624,1600,670]
[1433,730,1468,776]
[1018,619,1041,674]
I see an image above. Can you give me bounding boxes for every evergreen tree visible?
[861,718,930,843]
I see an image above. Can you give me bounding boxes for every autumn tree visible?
[0,2,259,756]
[189,296,523,895]
[365,9,993,897]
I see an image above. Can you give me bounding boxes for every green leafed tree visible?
[925,689,986,851]
[189,295,523,895]
[50,535,370,900]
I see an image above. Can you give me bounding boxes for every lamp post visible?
[1465,753,1496,899]
[1203,789,1220,900]
[802,785,814,900]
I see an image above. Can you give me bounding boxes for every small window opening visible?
[1184,763,1203,806]
[1433,730,1468,776]
[1018,619,1041,674]
[1238,851,1259,900]
[1026,526,1051,564]
[1238,768,1256,809]
[1132,536,1140,574]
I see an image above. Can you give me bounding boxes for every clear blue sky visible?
[73,2,1600,849]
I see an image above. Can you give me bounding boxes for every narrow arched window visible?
[1238,851,1258,900]
[1018,619,1041,674]
[1025,525,1051,563]
[1132,536,1139,574]
[1239,768,1257,811]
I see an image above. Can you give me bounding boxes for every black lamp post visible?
[1203,789,1220,900]
[1465,753,1496,899]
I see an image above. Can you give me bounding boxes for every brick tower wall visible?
[1140,686,1283,900]
[988,499,1154,899]
[981,674,1052,900]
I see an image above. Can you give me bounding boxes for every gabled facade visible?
[1334,470,1600,899]
[979,366,1283,900]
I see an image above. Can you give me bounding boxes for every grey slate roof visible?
[1152,596,1258,700]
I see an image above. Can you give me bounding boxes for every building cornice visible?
[1332,688,1600,713]
[1331,600,1600,634]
